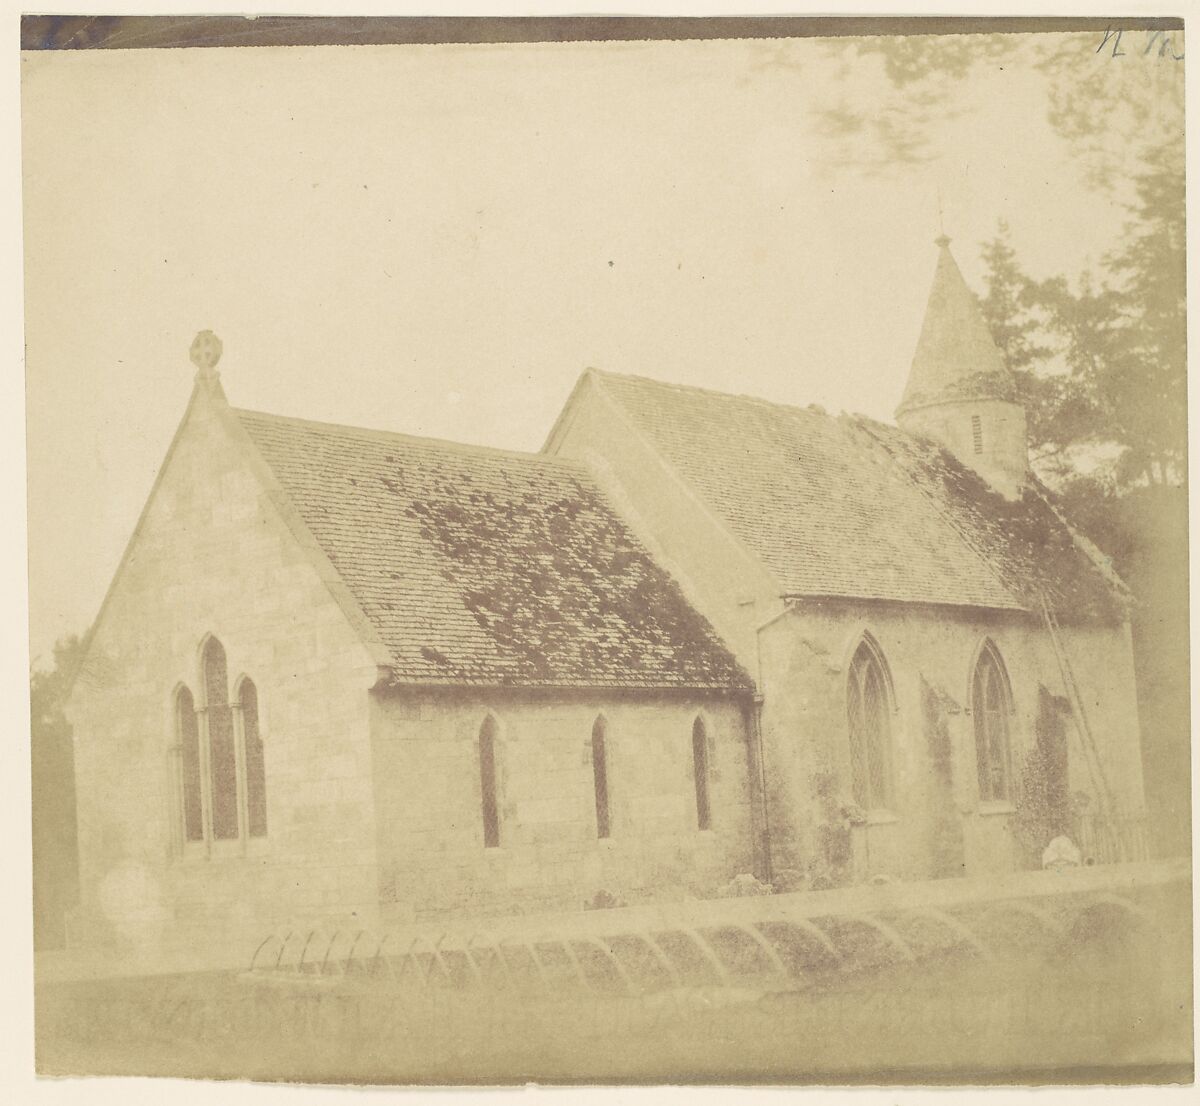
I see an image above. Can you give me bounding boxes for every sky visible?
[21,32,1180,666]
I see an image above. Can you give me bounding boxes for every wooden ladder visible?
[1037,589,1117,822]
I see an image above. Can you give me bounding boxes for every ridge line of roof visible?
[590,367,876,424]
[232,406,592,472]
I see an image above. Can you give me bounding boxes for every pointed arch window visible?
[479,716,501,848]
[591,717,611,839]
[239,678,268,838]
[173,635,269,853]
[203,637,239,841]
[692,717,712,830]
[847,638,894,811]
[972,643,1013,802]
[175,686,204,844]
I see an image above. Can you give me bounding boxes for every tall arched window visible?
[847,638,894,811]
[176,686,204,843]
[202,637,239,841]
[479,716,501,848]
[972,643,1013,802]
[691,717,712,830]
[175,635,269,852]
[591,716,611,839]
[239,678,268,838]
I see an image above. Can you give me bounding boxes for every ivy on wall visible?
[806,769,864,890]
[922,676,966,879]
[1012,684,1072,868]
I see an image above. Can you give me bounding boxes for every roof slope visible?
[235,409,751,689]
[590,371,1122,621]
[897,238,1018,414]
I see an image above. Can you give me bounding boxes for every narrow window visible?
[591,717,611,839]
[692,717,712,830]
[479,716,500,848]
[240,678,268,838]
[202,637,239,840]
[176,686,204,843]
[971,414,983,454]
[847,639,894,810]
[973,644,1013,802]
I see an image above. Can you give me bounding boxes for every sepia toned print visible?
[25,17,1189,1086]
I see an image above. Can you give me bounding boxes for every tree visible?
[1102,140,1187,485]
[977,222,1090,481]
[816,30,1183,193]
[32,634,83,950]
[971,132,1186,858]
[977,136,1185,492]
[812,29,1184,492]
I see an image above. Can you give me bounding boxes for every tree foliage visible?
[817,31,1183,190]
[32,634,83,949]
[977,137,1185,490]
[813,30,1185,493]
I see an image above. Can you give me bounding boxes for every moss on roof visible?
[591,370,1123,624]
[236,409,752,690]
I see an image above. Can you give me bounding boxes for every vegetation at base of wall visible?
[805,770,860,891]
[584,889,627,911]
[716,873,774,898]
[921,677,966,879]
[32,634,83,950]
[1012,685,1073,869]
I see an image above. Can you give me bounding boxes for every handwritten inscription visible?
[1097,27,1184,60]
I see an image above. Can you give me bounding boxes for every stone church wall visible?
[756,601,1145,884]
[65,393,383,962]
[369,689,757,924]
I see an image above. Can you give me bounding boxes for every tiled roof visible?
[235,409,752,689]
[591,371,1123,622]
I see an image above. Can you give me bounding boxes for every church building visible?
[546,238,1144,887]
[63,239,1146,964]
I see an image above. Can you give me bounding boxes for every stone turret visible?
[896,236,1029,500]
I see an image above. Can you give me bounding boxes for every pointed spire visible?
[896,237,1015,416]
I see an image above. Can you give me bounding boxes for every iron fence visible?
[1073,810,1151,866]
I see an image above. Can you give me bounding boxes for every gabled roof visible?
[234,409,752,690]
[583,370,1124,622]
[897,236,1018,415]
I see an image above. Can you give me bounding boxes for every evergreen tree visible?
[978,137,1185,493]
[32,635,82,949]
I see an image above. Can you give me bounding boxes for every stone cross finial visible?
[190,330,223,380]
